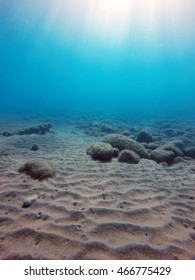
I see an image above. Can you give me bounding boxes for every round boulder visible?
[162,128,177,138]
[101,133,149,158]
[87,142,115,161]
[101,134,130,151]
[184,147,195,159]
[160,142,183,157]
[136,130,153,143]
[118,150,140,164]
[143,142,159,150]
[150,149,175,164]
[30,144,39,151]
[128,140,149,159]
[100,123,115,134]
[122,131,131,137]
[18,159,56,180]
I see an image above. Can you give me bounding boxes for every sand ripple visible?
[0,127,195,259]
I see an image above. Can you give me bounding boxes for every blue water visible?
[0,0,195,120]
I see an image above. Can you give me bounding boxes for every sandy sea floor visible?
[0,114,195,260]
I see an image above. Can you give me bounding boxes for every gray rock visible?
[162,128,177,137]
[127,140,149,159]
[101,134,149,158]
[100,123,115,134]
[173,157,185,164]
[150,149,175,164]
[113,148,119,158]
[170,139,184,149]
[19,159,56,180]
[101,134,130,151]
[30,144,39,151]
[160,142,184,157]
[143,143,159,150]
[87,142,115,161]
[184,147,195,159]
[136,130,153,143]
[122,130,131,136]
[2,123,52,137]
[118,150,140,164]
[23,195,38,207]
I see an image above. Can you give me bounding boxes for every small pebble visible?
[23,195,38,207]
[36,212,42,219]
[30,144,39,151]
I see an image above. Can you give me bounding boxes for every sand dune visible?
[0,117,195,259]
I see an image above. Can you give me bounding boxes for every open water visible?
[0,0,194,121]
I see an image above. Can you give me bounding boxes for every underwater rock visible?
[173,156,185,164]
[170,139,184,149]
[150,148,175,164]
[127,140,149,159]
[23,194,38,207]
[101,134,149,158]
[1,123,52,137]
[143,142,159,150]
[160,142,184,157]
[153,135,163,142]
[181,134,194,147]
[113,148,119,158]
[189,165,195,172]
[129,127,139,134]
[184,147,195,159]
[136,130,153,143]
[84,130,100,137]
[118,150,140,164]
[160,123,172,129]
[19,159,56,180]
[101,134,130,151]
[174,129,185,136]
[1,131,14,137]
[30,144,39,151]
[122,130,131,136]
[162,128,177,138]
[83,122,117,137]
[18,123,52,135]
[87,142,115,161]
[99,123,116,134]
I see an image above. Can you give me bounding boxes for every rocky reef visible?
[1,123,52,137]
